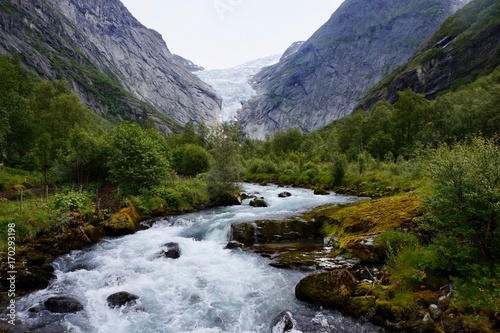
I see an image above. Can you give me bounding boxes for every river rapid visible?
[14,184,383,333]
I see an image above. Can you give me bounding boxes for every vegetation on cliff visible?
[0,54,241,254]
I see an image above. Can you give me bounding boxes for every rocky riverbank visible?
[230,194,499,333]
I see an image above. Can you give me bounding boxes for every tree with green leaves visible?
[0,56,34,165]
[107,122,170,194]
[391,89,430,153]
[425,136,500,260]
[172,144,211,177]
[206,122,242,205]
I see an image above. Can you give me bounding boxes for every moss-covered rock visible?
[374,299,407,322]
[104,206,140,236]
[305,195,422,263]
[82,224,106,243]
[346,296,377,318]
[249,198,268,207]
[313,188,329,195]
[212,193,241,207]
[295,269,357,310]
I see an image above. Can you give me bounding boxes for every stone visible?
[82,224,105,243]
[212,193,241,207]
[295,269,357,310]
[44,296,84,313]
[313,188,329,195]
[429,304,442,320]
[225,241,244,249]
[104,206,141,236]
[16,267,55,291]
[26,253,46,266]
[270,311,296,333]
[278,191,292,198]
[249,199,269,207]
[346,296,376,318]
[160,242,181,259]
[421,313,435,331]
[107,291,139,308]
[230,218,322,246]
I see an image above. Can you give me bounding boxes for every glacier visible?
[195,55,280,122]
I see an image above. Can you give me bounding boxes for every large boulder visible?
[16,266,55,291]
[104,206,141,236]
[295,269,357,310]
[107,291,139,308]
[44,296,84,313]
[278,192,292,198]
[249,198,268,207]
[212,193,241,207]
[82,224,106,243]
[231,218,322,246]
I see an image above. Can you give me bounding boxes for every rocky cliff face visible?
[357,0,499,110]
[238,0,470,139]
[173,54,204,72]
[0,0,221,133]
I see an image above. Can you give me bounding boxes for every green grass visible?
[0,166,42,190]
[0,196,58,249]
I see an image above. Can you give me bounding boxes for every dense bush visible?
[172,144,211,176]
[425,137,500,260]
[53,191,93,214]
[106,122,170,194]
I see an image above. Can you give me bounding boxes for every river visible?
[14,184,383,333]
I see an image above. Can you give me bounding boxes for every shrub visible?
[425,137,500,260]
[107,122,170,194]
[53,191,93,213]
[375,230,419,258]
[172,144,211,177]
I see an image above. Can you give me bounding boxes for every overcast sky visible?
[120,0,345,69]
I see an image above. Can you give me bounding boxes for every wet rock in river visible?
[278,191,292,198]
[231,218,322,246]
[107,291,139,308]
[249,198,269,207]
[295,269,357,310]
[159,242,181,259]
[16,266,55,291]
[313,188,329,195]
[225,240,244,249]
[271,311,296,333]
[104,206,141,236]
[44,296,84,313]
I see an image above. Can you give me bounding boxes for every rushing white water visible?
[15,184,383,333]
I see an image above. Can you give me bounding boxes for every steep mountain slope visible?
[357,0,500,110]
[195,55,280,122]
[238,0,470,139]
[0,0,221,133]
[173,54,204,72]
